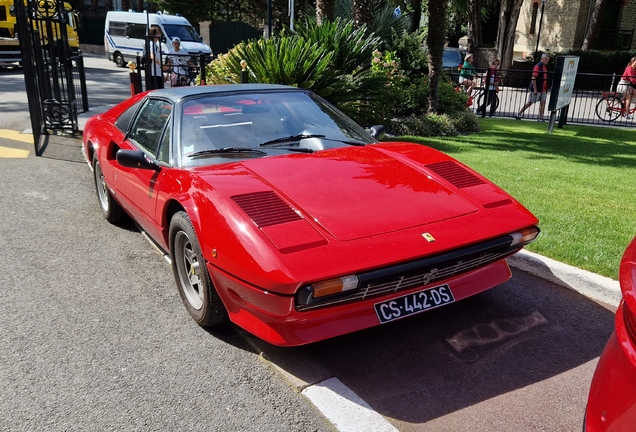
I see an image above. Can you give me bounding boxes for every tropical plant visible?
[205,17,388,123]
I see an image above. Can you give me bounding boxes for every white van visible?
[104,10,212,67]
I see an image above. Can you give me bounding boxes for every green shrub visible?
[450,110,481,134]
[437,81,469,115]
[384,29,428,79]
[390,113,460,137]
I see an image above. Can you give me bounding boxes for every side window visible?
[127,23,147,39]
[129,99,172,158]
[109,21,126,37]
[157,121,171,164]
[114,100,142,133]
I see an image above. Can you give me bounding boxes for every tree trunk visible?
[582,0,608,50]
[426,0,447,113]
[316,0,335,25]
[408,0,422,33]
[496,0,523,72]
[352,0,374,29]
[468,0,482,49]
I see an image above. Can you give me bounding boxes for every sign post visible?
[547,55,579,133]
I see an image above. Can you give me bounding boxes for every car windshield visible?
[179,90,376,167]
[163,24,200,42]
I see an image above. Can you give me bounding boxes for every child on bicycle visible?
[459,53,476,95]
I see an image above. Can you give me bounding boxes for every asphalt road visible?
[0,55,618,432]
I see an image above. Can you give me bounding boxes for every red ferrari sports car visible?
[584,236,636,431]
[82,84,539,346]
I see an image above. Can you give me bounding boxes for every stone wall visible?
[620,1,636,51]
[515,0,589,59]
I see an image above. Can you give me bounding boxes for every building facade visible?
[514,0,636,59]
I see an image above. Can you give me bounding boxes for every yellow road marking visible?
[0,145,30,158]
[0,129,32,158]
[0,129,33,144]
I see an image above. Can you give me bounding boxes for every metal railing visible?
[468,68,635,128]
[596,30,634,50]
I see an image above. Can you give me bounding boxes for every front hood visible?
[239,145,479,241]
[182,41,212,54]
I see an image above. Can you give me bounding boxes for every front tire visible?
[93,154,125,224]
[595,96,622,122]
[169,211,228,327]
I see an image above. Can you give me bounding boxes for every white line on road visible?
[302,377,398,432]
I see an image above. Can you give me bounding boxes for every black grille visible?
[232,191,302,227]
[296,235,519,311]
[426,160,485,188]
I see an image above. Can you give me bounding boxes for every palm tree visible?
[496,0,524,71]
[316,0,336,24]
[352,0,374,29]
[426,0,447,113]
[582,0,609,50]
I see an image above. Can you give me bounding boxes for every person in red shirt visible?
[515,53,550,121]
[617,57,636,119]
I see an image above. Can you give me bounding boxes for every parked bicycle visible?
[595,91,636,122]
[471,73,500,114]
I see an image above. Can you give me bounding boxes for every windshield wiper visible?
[268,146,314,153]
[259,133,326,147]
[188,147,266,158]
[331,139,366,146]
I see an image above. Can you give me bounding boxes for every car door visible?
[114,97,172,238]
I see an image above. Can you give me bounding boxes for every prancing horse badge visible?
[422,232,436,242]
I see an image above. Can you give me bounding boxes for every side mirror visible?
[116,150,161,172]
[367,125,386,140]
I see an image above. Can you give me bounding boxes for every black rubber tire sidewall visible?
[169,211,228,327]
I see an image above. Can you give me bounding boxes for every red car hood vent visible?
[239,147,480,241]
[232,191,302,227]
[426,161,485,188]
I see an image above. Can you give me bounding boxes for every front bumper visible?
[208,258,512,346]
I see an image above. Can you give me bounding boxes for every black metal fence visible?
[470,68,635,128]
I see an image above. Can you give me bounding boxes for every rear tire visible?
[476,93,500,114]
[169,211,228,327]
[114,52,125,68]
[93,154,125,224]
[595,96,623,122]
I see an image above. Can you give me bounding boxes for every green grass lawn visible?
[397,119,636,279]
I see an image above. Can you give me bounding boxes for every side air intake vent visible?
[232,191,302,228]
[426,161,485,188]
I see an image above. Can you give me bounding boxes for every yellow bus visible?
[0,0,80,65]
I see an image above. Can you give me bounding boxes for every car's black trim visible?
[296,230,539,310]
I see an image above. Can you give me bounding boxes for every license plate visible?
[374,284,455,324]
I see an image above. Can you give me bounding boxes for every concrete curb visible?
[243,249,623,432]
[507,249,621,308]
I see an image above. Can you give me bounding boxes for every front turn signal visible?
[311,275,359,299]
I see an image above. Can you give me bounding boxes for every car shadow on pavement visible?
[257,269,615,426]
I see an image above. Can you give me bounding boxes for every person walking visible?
[148,26,164,90]
[459,53,476,95]
[476,59,500,117]
[515,53,550,121]
[617,56,636,119]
